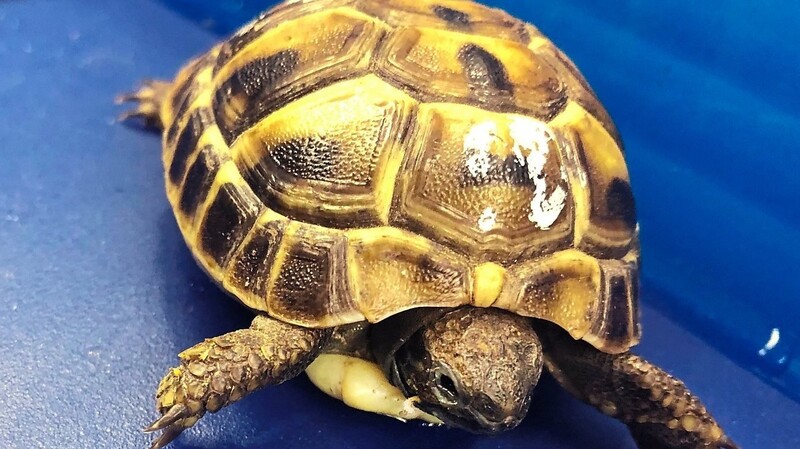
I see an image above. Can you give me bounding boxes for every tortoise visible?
[117,1,739,448]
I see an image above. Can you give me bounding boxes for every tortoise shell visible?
[160,0,640,353]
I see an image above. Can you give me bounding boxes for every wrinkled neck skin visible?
[391,307,544,434]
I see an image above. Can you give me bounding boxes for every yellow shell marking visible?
[472,262,506,307]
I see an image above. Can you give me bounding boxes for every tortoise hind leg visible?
[146,315,332,449]
[537,324,739,449]
[115,79,172,130]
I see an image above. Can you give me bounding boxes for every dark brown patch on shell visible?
[227,220,285,299]
[606,178,637,230]
[432,5,471,27]
[169,108,214,184]
[179,145,228,216]
[214,49,301,143]
[268,136,339,184]
[198,183,263,267]
[457,43,514,97]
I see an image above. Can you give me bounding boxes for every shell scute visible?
[530,40,622,149]
[223,216,286,311]
[213,7,386,144]
[355,0,533,43]
[376,27,566,119]
[169,108,214,185]
[495,250,601,336]
[178,144,228,218]
[197,179,264,270]
[231,75,416,228]
[391,103,575,263]
[550,104,636,257]
[584,257,641,353]
[346,228,471,323]
[214,0,359,71]
[267,225,359,327]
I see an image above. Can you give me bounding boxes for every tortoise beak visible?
[468,414,521,434]
[414,401,523,435]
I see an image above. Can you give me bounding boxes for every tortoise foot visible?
[115,79,171,129]
[145,315,332,448]
[539,324,739,449]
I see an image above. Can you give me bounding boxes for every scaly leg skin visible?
[538,326,739,449]
[145,315,333,449]
[115,79,171,129]
[305,353,442,424]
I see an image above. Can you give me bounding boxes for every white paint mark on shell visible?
[464,120,498,178]
[477,207,497,232]
[508,117,568,230]
[461,117,568,231]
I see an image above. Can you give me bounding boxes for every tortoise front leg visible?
[146,315,332,449]
[538,325,738,449]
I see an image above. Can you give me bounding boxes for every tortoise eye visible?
[434,369,460,405]
[438,373,457,396]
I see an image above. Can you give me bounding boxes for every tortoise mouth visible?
[391,358,524,434]
[415,402,522,434]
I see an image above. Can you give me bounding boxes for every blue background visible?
[0,1,798,448]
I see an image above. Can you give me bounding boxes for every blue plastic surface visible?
[1,1,799,449]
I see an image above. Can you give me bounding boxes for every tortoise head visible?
[392,307,543,434]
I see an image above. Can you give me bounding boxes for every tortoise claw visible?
[115,79,170,104]
[143,404,188,433]
[144,404,195,449]
[717,436,741,449]
[148,425,185,449]
[115,79,170,129]
[113,91,139,104]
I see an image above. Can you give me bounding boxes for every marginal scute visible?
[170,56,207,110]
[495,249,602,338]
[179,145,228,218]
[583,257,641,353]
[165,56,211,144]
[431,5,471,27]
[347,228,471,323]
[606,178,637,230]
[197,180,264,270]
[169,108,214,185]
[267,225,359,326]
[224,215,286,311]
[605,275,632,339]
